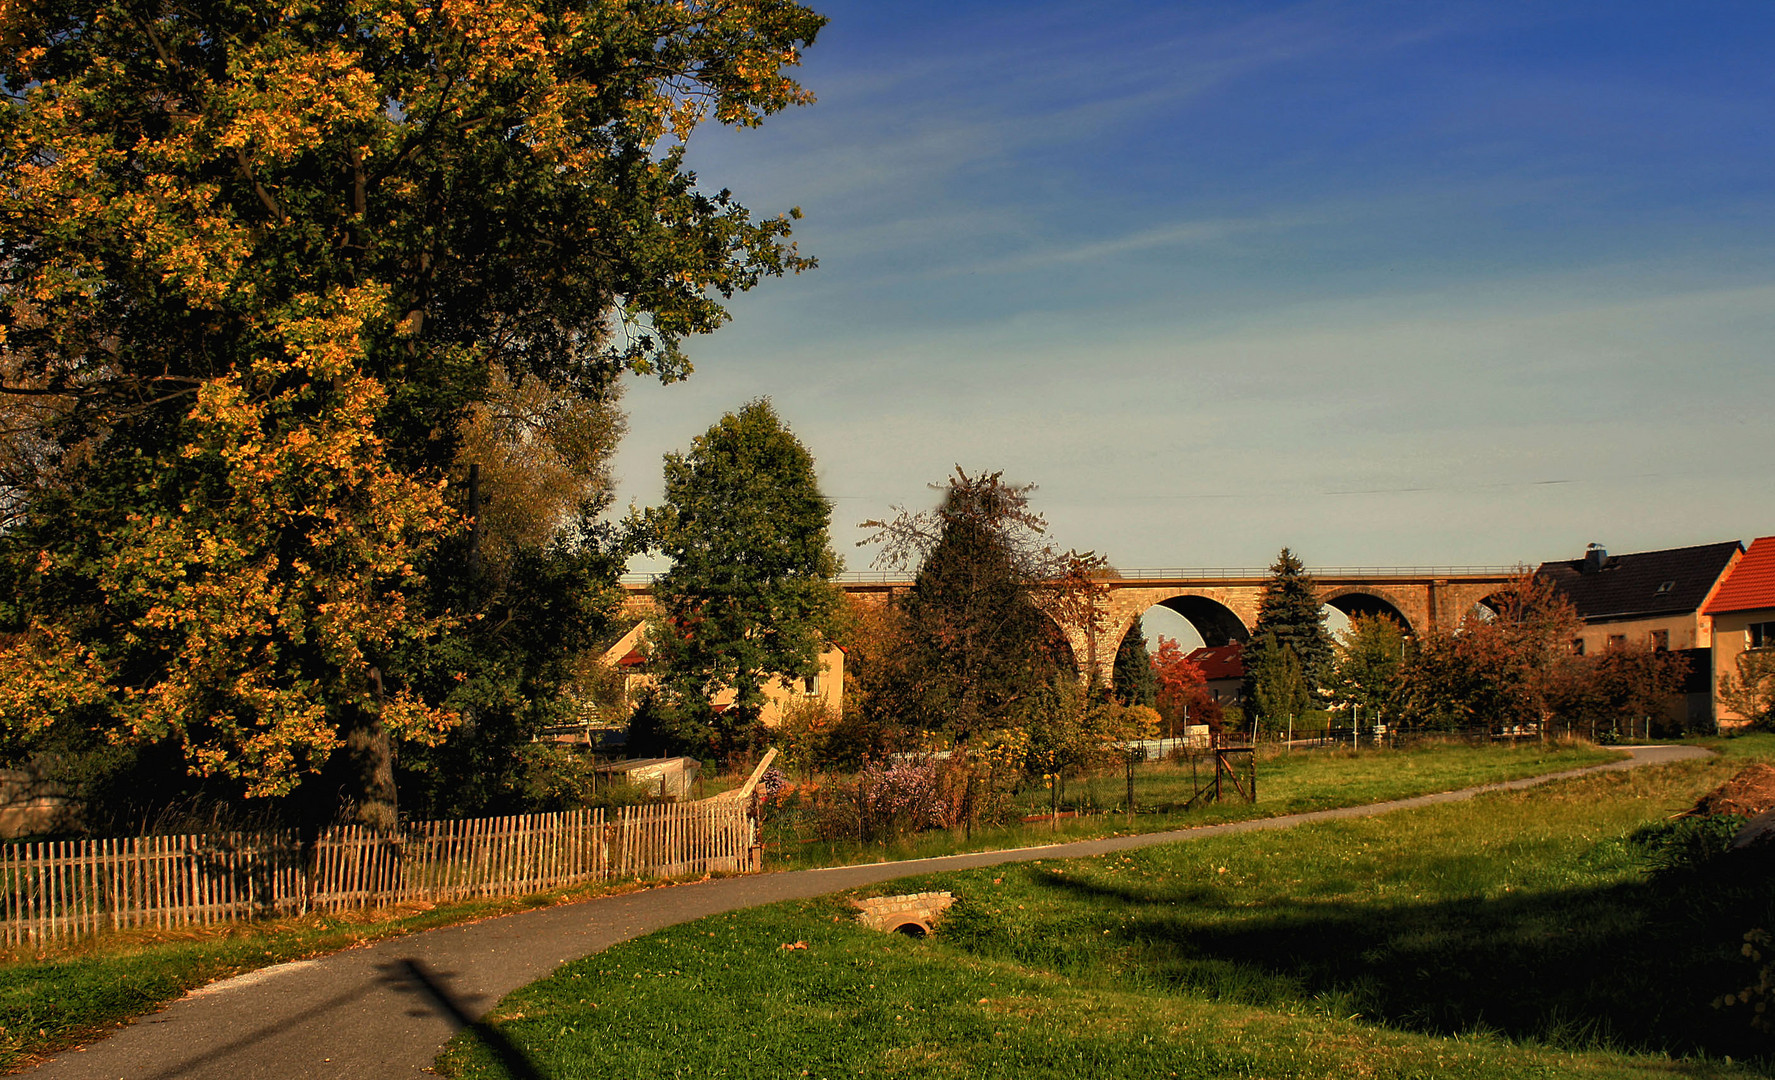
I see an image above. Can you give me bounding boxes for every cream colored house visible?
[1538,541,1743,728]
[1704,536,1775,730]
[602,619,844,727]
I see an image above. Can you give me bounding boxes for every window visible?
[1571,638,1586,656]
[1606,634,1627,650]
[1649,629,1668,652]
[1655,580,1675,595]
[1751,622,1775,650]
[801,673,820,696]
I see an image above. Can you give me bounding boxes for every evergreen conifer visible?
[1113,621,1158,708]
[1248,632,1312,732]
[1246,547,1335,694]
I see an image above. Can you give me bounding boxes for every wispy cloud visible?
[625,1,1775,570]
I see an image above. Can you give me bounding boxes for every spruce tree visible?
[1246,547,1335,694]
[1113,621,1158,708]
[1248,632,1312,732]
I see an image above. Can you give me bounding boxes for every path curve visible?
[28,745,1707,1079]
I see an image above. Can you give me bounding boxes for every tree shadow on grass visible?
[993,855,1775,1062]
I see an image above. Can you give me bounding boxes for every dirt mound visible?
[1689,764,1775,818]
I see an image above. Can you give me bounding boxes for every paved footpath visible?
[30,745,1707,1080]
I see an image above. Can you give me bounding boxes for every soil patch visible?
[1688,764,1775,817]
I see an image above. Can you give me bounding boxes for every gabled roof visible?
[1536,541,1741,623]
[1706,536,1775,615]
[1186,643,1245,681]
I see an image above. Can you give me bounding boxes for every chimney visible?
[1582,544,1607,574]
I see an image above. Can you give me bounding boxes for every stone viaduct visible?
[622,566,1519,684]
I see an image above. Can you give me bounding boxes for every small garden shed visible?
[594,757,701,799]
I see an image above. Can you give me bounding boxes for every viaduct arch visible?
[622,567,1518,686]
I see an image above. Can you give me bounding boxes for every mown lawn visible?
[440,736,1775,1080]
[0,741,1654,1072]
[764,740,1621,869]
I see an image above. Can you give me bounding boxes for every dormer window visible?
[1655,581,1675,595]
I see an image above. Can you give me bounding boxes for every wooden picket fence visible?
[0,800,756,944]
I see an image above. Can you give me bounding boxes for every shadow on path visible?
[396,959,548,1080]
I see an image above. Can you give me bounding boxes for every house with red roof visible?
[1185,643,1246,706]
[1704,535,1775,729]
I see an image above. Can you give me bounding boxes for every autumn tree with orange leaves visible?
[0,0,825,827]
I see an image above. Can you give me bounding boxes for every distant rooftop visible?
[1186,643,1246,681]
[1536,541,1741,623]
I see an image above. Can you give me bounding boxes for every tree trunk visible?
[341,709,399,833]
[334,666,399,834]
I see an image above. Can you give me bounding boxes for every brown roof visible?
[1186,643,1245,680]
[1537,541,1741,623]
[1706,536,1775,615]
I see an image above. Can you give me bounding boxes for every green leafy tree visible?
[1248,632,1312,733]
[394,369,631,819]
[1330,615,1409,726]
[1024,679,1153,781]
[1112,621,1158,708]
[1245,547,1334,697]
[0,0,824,823]
[647,400,843,757]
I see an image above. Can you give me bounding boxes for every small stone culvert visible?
[853,891,956,939]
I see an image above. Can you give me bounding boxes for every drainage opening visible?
[892,922,929,939]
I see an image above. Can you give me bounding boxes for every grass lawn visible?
[764,740,1622,870]
[439,735,1775,1080]
[0,741,1642,1072]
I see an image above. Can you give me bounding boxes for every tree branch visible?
[234,146,284,223]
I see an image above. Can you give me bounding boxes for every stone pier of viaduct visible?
[623,566,1520,684]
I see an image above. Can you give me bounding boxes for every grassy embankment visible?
[441,736,1775,1080]
[0,740,1618,1071]
[763,740,1621,869]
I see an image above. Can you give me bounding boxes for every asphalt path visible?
[29,744,1707,1080]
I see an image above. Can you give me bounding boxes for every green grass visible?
[440,735,1775,1080]
[764,740,1622,870]
[0,741,1657,1072]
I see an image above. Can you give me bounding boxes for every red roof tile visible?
[1186,643,1245,680]
[1706,536,1775,614]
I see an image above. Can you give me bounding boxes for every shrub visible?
[858,756,964,839]
[775,697,841,775]
[514,743,658,812]
[1626,814,1745,875]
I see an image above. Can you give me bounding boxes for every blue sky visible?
[612,0,1775,584]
